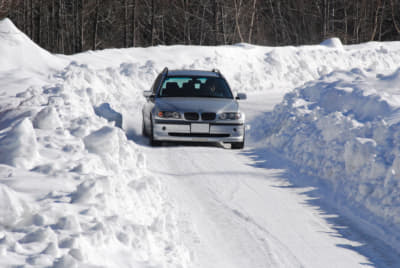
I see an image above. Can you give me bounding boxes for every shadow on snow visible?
[241,146,400,268]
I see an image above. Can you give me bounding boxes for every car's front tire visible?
[149,116,162,146]
[231,141,244,149]
[142,118,148,137]
[231,131,245,149]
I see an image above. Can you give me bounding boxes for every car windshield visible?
[158,76,233,99]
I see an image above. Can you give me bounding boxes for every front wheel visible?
[150,116,162,146]
[231,141,244,149]
[231,131,245,149]
[142,118,148,137]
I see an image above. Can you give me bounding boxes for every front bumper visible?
[153,119,244,142]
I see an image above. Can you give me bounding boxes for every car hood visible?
[155,97,239,113]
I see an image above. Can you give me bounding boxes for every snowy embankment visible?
[262,67,400,247]
[2,16,400,266]
[0,19,189,267]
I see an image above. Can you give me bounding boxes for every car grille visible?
[201,112,216,121]
[184,112,199,120]
[168,133,230,138]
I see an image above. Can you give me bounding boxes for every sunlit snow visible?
[1,18,400,267]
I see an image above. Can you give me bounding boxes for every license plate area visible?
[191,123,209,133]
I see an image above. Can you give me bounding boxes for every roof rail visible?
[162,67,168,75]
[212,68,222,77]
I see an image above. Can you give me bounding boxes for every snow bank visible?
[263,68,400,245]
[70,38,400,96]
[0,19,190,267]
[0,70,190,267]
[320,37,344,50]
[0,18,66,73]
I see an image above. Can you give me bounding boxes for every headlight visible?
[157,111,181,119]
[218,112,241,120]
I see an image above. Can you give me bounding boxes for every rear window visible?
[158,76,233,99]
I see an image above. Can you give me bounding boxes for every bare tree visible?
[390,0,400,33]
[92,0,99,50]
[3,0,400,54]
[248,0,257,43]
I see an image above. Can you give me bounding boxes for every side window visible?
[151,74,162,94]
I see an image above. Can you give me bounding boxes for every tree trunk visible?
[80,0,84,51]
[199,3,206,45]
[390,0,400,33]
[248,0,257,43]
[343,0,348,43]
[132,0,137,47]
[37,0,41,44]
[371,1,382,40]
[124,0,129,47]
[151,0,155,46]
[378,0,386,40]
[213,0,218,45]
[93,0,99,50]
[30,0,34,41]
[269,0,278,45]
[220,3,227,44]
[233,0,244,43]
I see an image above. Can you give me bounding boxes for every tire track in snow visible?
[145,146,327,267]
[212,193,304,268]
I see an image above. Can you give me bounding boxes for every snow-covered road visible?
[2,18,400,267]
[143,93,397,267]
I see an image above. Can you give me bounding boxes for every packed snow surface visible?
[1,17,400,267]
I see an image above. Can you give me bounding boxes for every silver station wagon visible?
[142,68,246,149]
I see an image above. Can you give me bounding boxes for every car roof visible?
[167,69,220,78]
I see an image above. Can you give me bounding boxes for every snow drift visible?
[0,19,189,267]
[0,18,67,72]
[262,68,400,246]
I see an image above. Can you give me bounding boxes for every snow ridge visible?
[263,68,400,249]
[0,60,190,267]
[0,18,67,73]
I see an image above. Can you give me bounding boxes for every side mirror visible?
[143,90,152,98]
[143,90,156,101]
[236,93,247,100]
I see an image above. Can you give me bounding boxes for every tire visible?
[231,141,244,149]
[231,131,245,149]
[149,116,161,146]
[142,117,149,137]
